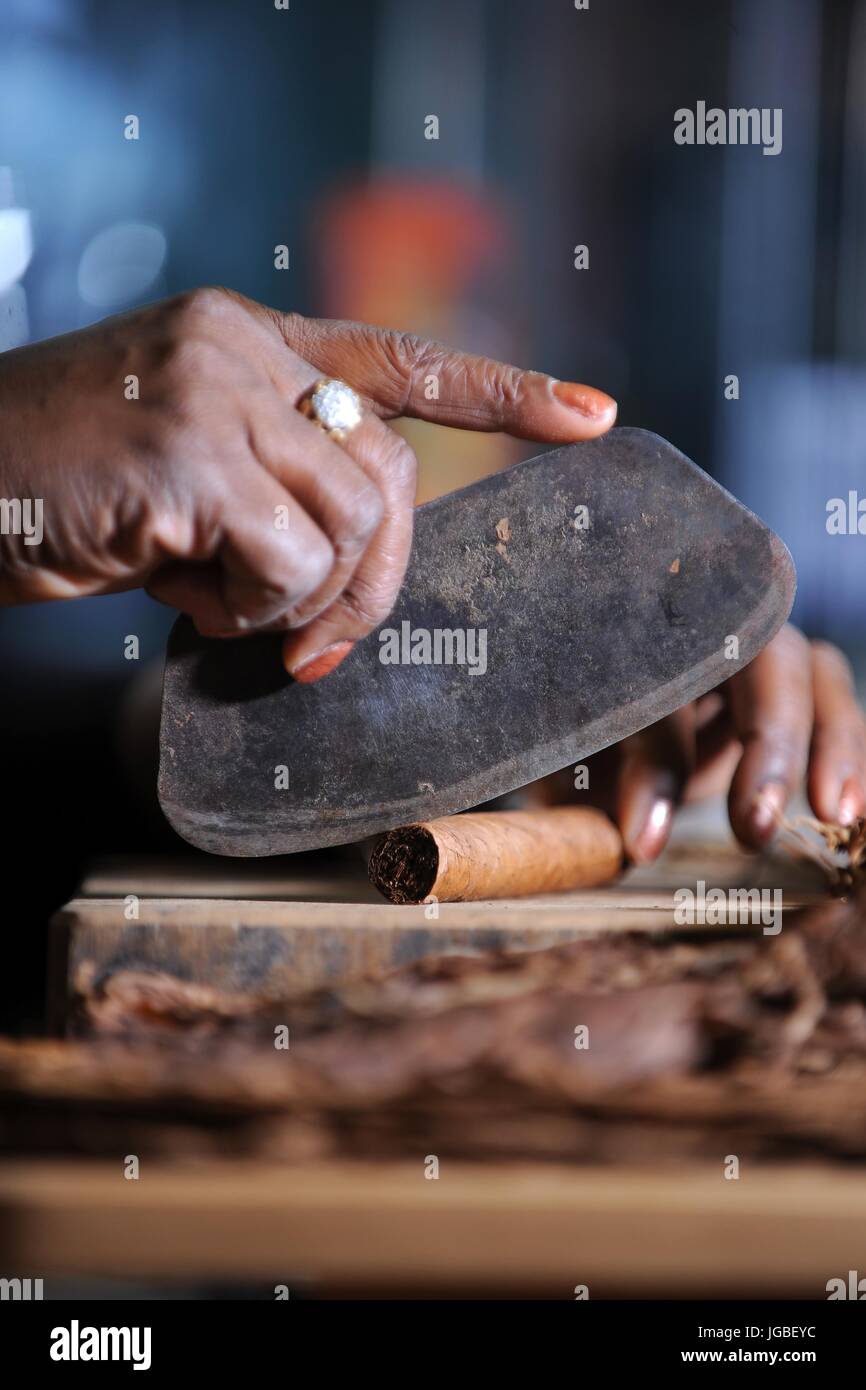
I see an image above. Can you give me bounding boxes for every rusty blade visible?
[158,428,795,855]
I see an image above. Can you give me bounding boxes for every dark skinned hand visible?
[532,625,866,858]
[0,287,616,680]
[1,288,860,857]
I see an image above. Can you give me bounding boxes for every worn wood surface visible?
[23,807,855,1294]
[0,1157,859,1295]
[50,808,829,1032]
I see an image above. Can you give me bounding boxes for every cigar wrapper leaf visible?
[368,807,624,904]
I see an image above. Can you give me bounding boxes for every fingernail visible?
[838,776,865,827]
[750,781,787,842]
[290,640,355,684]
[553,380,617,419]
[631,798,673,864]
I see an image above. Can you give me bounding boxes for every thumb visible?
[276,314,617,443]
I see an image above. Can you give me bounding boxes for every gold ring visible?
[298,377,363,442]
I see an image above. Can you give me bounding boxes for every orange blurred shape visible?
[311,178,518,501]
[313,177,510,326]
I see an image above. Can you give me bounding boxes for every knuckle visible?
[812,637,855,681]
[375,329,438,406]
[482,362,524,414]
[341,573,396,630]
[254,536,335,616]
[811,638,835,659]
[141,412,198,463]
[164,334,225,382]
[774,623,810,662]
[174,286,232,322]
[764,731,810,776]
[333,484,384,551]
[383,434,418,494]
[278,309,306,350]
[357,428,417,497]
[381,328,428,370]
[302,532,336,590]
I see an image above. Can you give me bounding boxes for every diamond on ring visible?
[309,379,363,434]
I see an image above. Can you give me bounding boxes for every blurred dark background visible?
[0,0,863,1028]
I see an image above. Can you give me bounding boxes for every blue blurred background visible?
[0,0,863,1023]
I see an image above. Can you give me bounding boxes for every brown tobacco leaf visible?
[774,813,866,891]
[5,886,866,1166]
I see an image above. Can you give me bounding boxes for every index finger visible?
[276,315,618,442]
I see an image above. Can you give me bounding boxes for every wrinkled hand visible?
[0,287,616,678]
[534,625,866,858]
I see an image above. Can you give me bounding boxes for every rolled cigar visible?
[368,807,624,904]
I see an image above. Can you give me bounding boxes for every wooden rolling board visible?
[0,1157,860,1296]
[49,811,829,1032]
